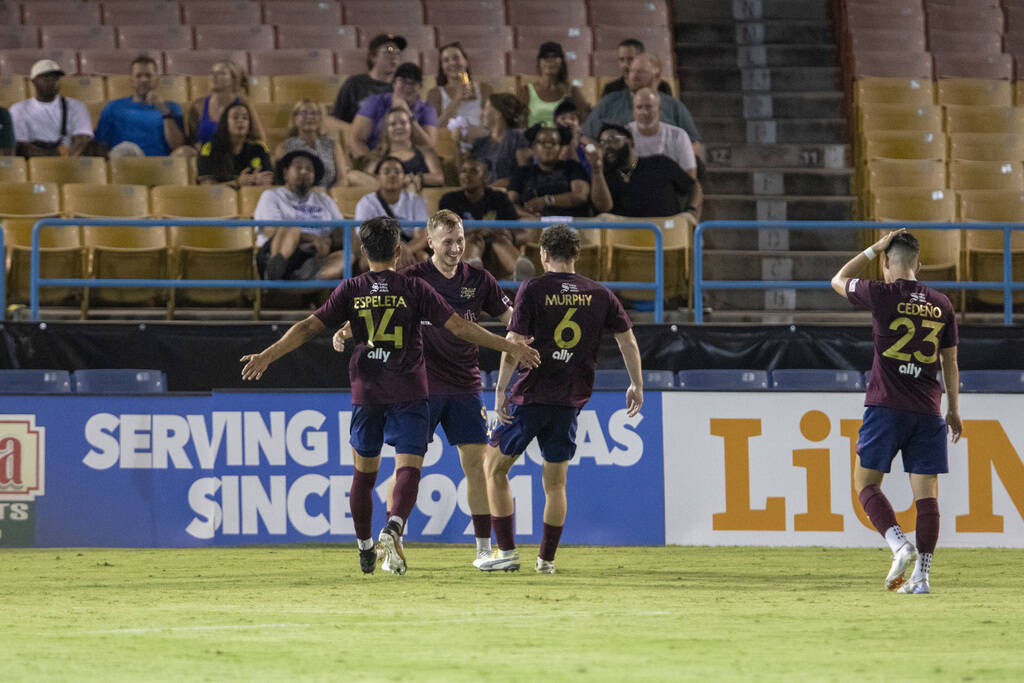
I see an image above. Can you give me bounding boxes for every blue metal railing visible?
[30,218,664,321]
[693,220,1024,325]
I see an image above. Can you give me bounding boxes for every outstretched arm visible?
[492,330,527,425]
[940,346,962,443]
[830,228,908,299]
[614,329,643,417]
[443,313,540,369]
[241,314,326,380]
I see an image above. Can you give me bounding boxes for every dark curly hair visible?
[539,224,581,262]
[525,123,572,146]
[359,217,402,263]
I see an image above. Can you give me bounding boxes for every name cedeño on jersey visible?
[544,293,593,306]
[896,301,943,319]
[352,295,408,310]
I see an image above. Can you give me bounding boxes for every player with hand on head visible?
[334,209,513,569]
[831,228,961,594]
[240,217,540,576]
[478,224,643,574]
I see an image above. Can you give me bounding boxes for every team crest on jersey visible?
[0,415,45,502]
[560,281,579,293]
[909,292,927,304]
[848,278,859,291]
[369,281,389,294]
[460,287,477,300]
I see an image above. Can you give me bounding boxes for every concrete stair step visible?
[706,168,854,196]
[674,21,833,46]
[702,249,851,280]
[685,92,845,119]
[703,194,858,221]
[673,0,830,22]
[679,67,841,93]
[701,227,867,251]
[677,44,837,69]
[705,142,850,169]
[695,117,848,144]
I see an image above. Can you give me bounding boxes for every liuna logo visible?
[0,416,45,502]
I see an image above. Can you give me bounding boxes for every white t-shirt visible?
[627,121,696,173]
[10,96,93,146]
[354,191,428,236]
[253,187,344,240]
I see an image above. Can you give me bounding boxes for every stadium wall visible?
[1,391,1022,548]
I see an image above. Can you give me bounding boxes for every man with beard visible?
[254,149,346,281]
[586,123,699,221]
[11,59,93,157]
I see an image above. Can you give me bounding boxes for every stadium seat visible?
[272,75,343,106]
[862,131,946,162]
[436,25,514,52]
[23,2,101,25]
[958,190,1024,306]
[854,77,935,107]
[592,25,672,55]
[249,50,335,76]
[424,0,506,25]
[603,213,691,302]
[182,1,262,25]
[643,370,676,390]
[927,29,1002,55]
[0,156,28,183]
[0,76,26,107]
[0,369,72,394]
[589,0,670,27]
[872,188,956,221]
[858,104,943,134]
[926,4,1004,33]
[335,48,371,77]
[101,2,184,26]
[421,187,457,215]
[275,25,359,50]
[933,53,1013,80]
[944,105,1024,136]
[194,25,275,52]
[28,157,108,186]
[770,369,864,392]
[264,1,344,25]
[342,0,425,25]
[937,78,1013,107]
[252,102,294,129]
[593,369,631,390]
[849,51,933,80]
[331,185,370,218]
[78,49,161,76]
[514,27,593,57]
[949,133,1024,162]
[866,159,947,194]
[116,25,194,51]
[109,156,189,187]
[107,74,188,103]
[356,26,436,54]
[677,369,770,391]
[238,186,275,218]
[163,49,249,77]
[959,370,1024,393]
[72,369,166,394]
[508,0,587,26]
[949,160,1024,192]
[846,29,926,55]
[58,76,106,103]
[39,26,116,50]
[0,49,78,78]
[0,25,39,50]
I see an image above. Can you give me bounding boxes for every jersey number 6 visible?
[554,308,582,349]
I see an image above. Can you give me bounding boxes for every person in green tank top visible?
[516,42,591,128]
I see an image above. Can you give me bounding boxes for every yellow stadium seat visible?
[252,102,295,129]
[866,159,947,193]
[62,182,149,218]
[950,160,1024,192]
[958,190,1024,305]
[944,105,1024,136]
[602,213,692,302]
[854,77,935,107]
[862,131,946,161]
[0,75,26,107]
[59,76,106,103]
[331,186,370,218]
[109,156,189,187]
[0,156,27,183]
[949,133,1024,162]
[873,188,960,285]
[272,75,343,105]
[859,104,943,135]
[28,157,108,185]
[106,75,190,104]
[263,127,291,155]
[420,186,459,215]
[245,75,273,104]
[937,78,1013,107]
[434,127,457,162]
[237,185,275,218]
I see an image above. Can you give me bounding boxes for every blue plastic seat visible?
[487,370,501,389]
[676,369,769,391]
[480,369,492,390]
[0,369,71,394]
[959,370,1024,393]
[593,369,631,390]
[643,370,677,389]
[771,369,864,392]
[72,369,167,394]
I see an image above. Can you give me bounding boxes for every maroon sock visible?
[539,523,563,562]
[472,513,491,540]
[858,484,899,537]
[349,470,378,541]
[391,466,422,523]
[492,514,516,551]
[915,497,939,555]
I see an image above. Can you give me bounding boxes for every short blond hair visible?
[427,209,463,233]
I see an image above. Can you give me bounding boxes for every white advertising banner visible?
[662,393,1024,547]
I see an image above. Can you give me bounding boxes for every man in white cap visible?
[10,59,93,157]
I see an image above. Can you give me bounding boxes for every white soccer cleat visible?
[897,577,931,594]
[476,549,520,572]
[535,557,556,574]
[376,520,407,575]
[472,548,496,569]
[885,541,917,591]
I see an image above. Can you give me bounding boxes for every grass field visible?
[3,545,1024,682]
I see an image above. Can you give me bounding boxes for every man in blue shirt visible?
[94,55,184,156]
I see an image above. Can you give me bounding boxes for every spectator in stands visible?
[462,93,530,188]
[582,54,702,158]
[553,99,591,180]
[255,150,345,281]
[331,33,405,126]
[10,60,93,157]
[517,42,591,128]
[509,124,590,219]
[426,41,491,140]
[601,39,673,98]
[186,60,264,151]
[586,123,700,221]
[94,55,184,157]
[354,156,430,268]
[440,156,532,279]
[370,107,444,190]
[275,100,373,190]
[196,101,273,188]
[348,63,437,165]
[627,88,696,179]
[0,106,13,155]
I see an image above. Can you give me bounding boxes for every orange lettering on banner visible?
[956,420,1024,532]
[840,419,916,532]
[792,411,844,531]
[711,418,786,530]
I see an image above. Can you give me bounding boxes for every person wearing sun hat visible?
[10,58,93,157]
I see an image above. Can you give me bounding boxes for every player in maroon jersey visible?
[477,224,643,574]
[832,228,961,594]
[240,217,539,575]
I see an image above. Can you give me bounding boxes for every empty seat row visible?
[855,77,1024,108]
[0,368,166,394]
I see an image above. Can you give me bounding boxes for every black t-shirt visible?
[196,140,272,182]
[438,188,518,221]
[601,77,673,98]
[508,160,590,217]
[332,74,392,123]
[604,154,695,217]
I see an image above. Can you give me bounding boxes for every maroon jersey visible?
[507,271,632,408]
[314,269,455,405]
[846,277,958,416]
[402,259,512,395]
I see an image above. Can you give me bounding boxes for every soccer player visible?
[334,209,514,569]
[240,217,540,575]
[477,224,643,574]
[831,229,962,594]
